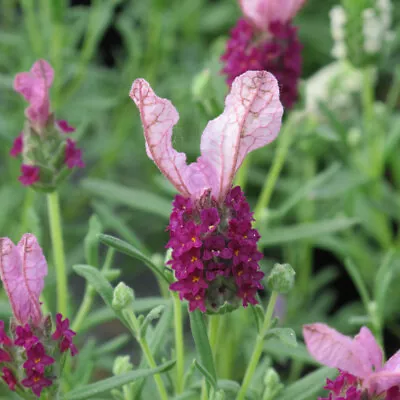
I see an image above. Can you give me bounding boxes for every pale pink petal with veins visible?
[0,234,47,326]
[303,323,371,378]
[353,327,383,372]
[130,79,208,198]
[367,350,400,394]
[240,0,307,30]
[130,71,283,200]
[199,70,283,201]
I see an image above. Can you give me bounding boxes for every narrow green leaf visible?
[84,215,103,267]
[93,201,148,254]
[344,258,371,310]
[73,264,129,328]
[279,367,336,400]
[193,360,217,390]
[189,310,217,392]
[265,328,297,347]
[81,178,171,218]
[374,250,396,319]
[271,163,341,219]
[131,301,174,399]
[80,298,170,332]
[98,234,171,284]
[139,305,165,338]
[259,218,358,246]
[94,334,131,357]
[63,360,176,400]
[250,304,264,333]
[264,339,318,365]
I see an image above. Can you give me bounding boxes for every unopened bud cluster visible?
[11,60,84,191]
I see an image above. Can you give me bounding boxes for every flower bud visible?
[113,356,133,376]
[267,264,295,294]
[112,282,134,311]
[214,390,226,400]
[263,368,283,400]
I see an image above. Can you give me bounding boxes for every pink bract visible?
[13,60,54,130]
[240,0,307,30]
[130,71,283,202]
[0,234,47,326]
[303,323,400,396]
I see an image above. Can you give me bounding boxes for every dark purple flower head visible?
[2,368,17,391]
[23,342,55,374]
[52,314,78,356]
[167,187,264,313]
[221,18,302,109]
[65,138,85,169]
[22,370,52,397]
[0,322,12,347]
[14,324,39,350]
[10,134,23,157]
[56,119,75,133]
[18,165,40,186]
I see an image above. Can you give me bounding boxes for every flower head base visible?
[303,323,400,399]
[12,60,84,190]
[221,0,306,109]
[130,70,283,312]
[0,234,78,397]
[168,187,263,312]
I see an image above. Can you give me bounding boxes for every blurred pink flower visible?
[56,120,76,134]
[222,0,306,108]
[0,234,47,326]
[13,60,54,131]
[18,165,40,186]
[240,0,307,30]
[303,323,400,399]
[65,138,85,169]
[10,133,23,157]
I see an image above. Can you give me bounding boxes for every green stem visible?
[19,189,35,237]
[139,338,169,400]
[254,118,295,225]
[173,294,185,394]
[47,191,68,316]
[71,286,95,333]
[208,315,220,358]
[72,248,114,332]
[387,67,400,112]
[125,312,169,400]
[236,291,279,400]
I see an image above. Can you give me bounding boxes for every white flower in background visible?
[363,0,393,54]
[305,62,363,116]
[330,6,347,59]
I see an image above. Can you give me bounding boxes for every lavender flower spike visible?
[130,71,283,313]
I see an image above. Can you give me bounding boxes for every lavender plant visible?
[0,0,399,399]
